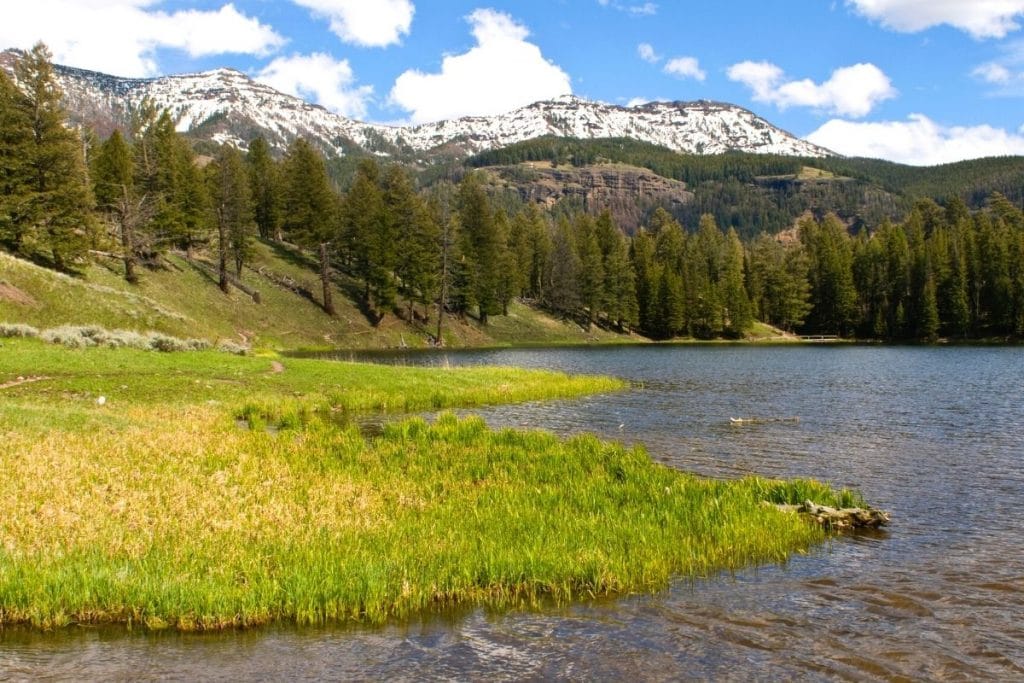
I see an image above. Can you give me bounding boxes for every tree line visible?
[2,44,1023,342]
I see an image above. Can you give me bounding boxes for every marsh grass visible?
[0,339,863,631]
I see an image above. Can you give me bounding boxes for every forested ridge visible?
[469,137,1024,237]
[3,45,1023,343]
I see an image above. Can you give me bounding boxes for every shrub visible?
[216,340,248,356]
[0,323,40,338]
[41,326,94,348]
[147,333,190,353]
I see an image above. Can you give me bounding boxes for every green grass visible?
[0,340,865,631]
[0,245,632,350]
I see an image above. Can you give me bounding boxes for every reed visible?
[0,340,863,630]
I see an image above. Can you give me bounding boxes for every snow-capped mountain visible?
[1,50,833,159]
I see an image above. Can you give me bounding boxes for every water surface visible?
[3,346,1022,680]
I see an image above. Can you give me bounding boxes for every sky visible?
[4,0,1024,165]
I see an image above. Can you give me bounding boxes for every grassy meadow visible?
[0,339,862,631]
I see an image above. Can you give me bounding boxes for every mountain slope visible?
[1,49,832,160]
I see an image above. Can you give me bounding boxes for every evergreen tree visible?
[575,214,605,328]
[457,173,504,324]
[341,158,385,316]
[208,145,254,292]
[630,228,658,336]
[801,215,857,335]
[387,166,439,323]
[280,138,338,315]
[546,216,581,316]
[247,136,280,240]
[686,214,724,337]
[92,130,148,282]
[0,71,34,254]
[718,228,752,335]
[7,43,94,268]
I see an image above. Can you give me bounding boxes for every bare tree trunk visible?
[119,188,138,284]
[217,207,229,294]
[320,242,335,316]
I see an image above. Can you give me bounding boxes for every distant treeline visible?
[3,45,1023,342]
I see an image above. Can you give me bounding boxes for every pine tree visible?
[208,145,254,292]
[8,43,95,268]
[801,215,857,336]
[0,70,35,254]
[280,138,338,315]
[575,214,605,329]
[386,165,438,322]
[92,130,148,282]
[247,136,280,240]
[546,216,581,316]
[457,173,504,324]
[341,158,386,318]
[630,228,658,336]
[686,214,724,337]
[719,229,752,335]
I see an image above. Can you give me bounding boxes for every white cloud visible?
[597,1,658,15]
[638,43,660,64]
[290,0,414,48]
[256,53,372,119]
[0,1,284,77]
[807,114,1024,165]
[846,0,1024,39]
[627,97,651,107]
[973,62,1014,84]
[727,60,896,117]
[629,3,658,15]
[389,9,572,124]
[663,56,706,81]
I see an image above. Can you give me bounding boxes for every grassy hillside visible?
[0,241,636,351]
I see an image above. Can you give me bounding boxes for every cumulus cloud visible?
[0,1,284,77]
[727,61,896,117]
[807,114,1024,165]
[627,97,651,107]
[290,0,414,48]
[256,53,372,119]
[389,9,572,123]
[638,43,660,64]
[663,57,706,81]
[846,0,1024,39]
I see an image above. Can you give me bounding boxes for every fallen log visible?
[771,499,890,531]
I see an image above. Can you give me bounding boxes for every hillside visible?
[468,137,1024,236]
[0,243,635,351]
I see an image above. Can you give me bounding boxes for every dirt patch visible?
[0,375,50,390]
[270,361,285,374]
[0,282,39,307]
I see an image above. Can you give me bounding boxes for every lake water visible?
[3,346,1023,680]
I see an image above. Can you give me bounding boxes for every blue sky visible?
[5,1,1024,164]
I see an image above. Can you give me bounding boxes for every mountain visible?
[0,49,832,160]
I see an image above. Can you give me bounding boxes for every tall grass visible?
[0,340,865,630]
[0,410,856,630]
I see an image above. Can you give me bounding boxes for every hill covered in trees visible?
[468,137,1024,238]
[2,45,1023,347]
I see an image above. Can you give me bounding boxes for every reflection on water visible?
[4,346,1023,680]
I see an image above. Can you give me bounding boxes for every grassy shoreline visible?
[1,340,863,631]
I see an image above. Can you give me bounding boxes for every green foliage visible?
[0,43,95,268]
[246,136,280,240]
[0,340,865,631]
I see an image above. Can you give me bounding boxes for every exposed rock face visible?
[487,163,693,232]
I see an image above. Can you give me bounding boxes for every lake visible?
[3,345,1022,680]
